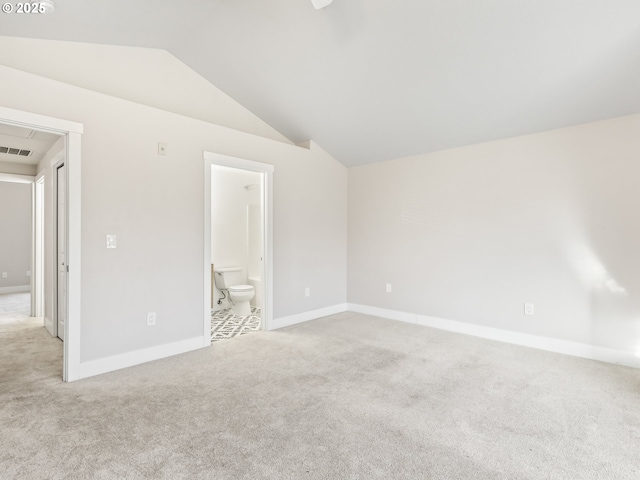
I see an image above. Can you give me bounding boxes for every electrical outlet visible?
[158,143,167,156]
[524,303,534,316]
[386,283,392,293]
[26,271,31,277]
[1,272,7,278]
[147,312,157,326]
[305,287,310,297]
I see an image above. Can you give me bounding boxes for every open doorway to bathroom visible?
[203,152,274,344]
[210,165,262,341]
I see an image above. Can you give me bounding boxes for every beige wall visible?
[348,114,640,354]
[0,181,31,289]
[0,161,36,176]
[0,63,347,363]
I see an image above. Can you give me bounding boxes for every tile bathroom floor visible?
[211,307,261,341]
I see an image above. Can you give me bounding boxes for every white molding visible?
[65,132,82,382]
[347,304,640,369]
[73,336,205,381]
[203,158,212,348]
[271,303,348,330]
[0,285,30,294]
[263,166,274,331]
[203,151,275,173]
[0,173,34,184]
[0,106,83,134]
[348,303,417,324]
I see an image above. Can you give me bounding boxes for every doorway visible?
[203,152,274,346]
[0,106,83,382]
[0,175,33,320]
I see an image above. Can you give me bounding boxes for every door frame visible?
[54,160,66,340]
[0,106,83,382]
[34,173,45,320]
[203,151,274,344]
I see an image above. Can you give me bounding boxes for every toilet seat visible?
[229,284,253,292]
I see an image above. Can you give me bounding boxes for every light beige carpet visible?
[1,311,639,479]
[0,292,30,321]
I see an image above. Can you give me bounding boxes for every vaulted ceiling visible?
[1,0,639,166]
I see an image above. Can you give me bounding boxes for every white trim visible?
[347,303,640,369]
[0,285,30,294]
[271,303,348,330]
[75,336,205,381]
[64,134,82,382]
[0,173,34,184]
[30,181,35,316]
[416,314,640,369]
[203,159,212,347]
[348,303,417,324]
[262,168,274,331]
[34,174,45,320]
[203,151,274,335]
[204,152,275,174]
[0,106,83,134]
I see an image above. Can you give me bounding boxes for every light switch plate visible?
[106,234,117,249]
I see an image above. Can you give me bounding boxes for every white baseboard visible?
[0,285,30,294]
[271,303,348,330]
[347,303,640,369]
[348,303,416,324]
[75,336,206,381]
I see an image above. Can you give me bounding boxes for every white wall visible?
[247,205,261,279]
[0,161,36,176]
[348,114,640,356]
[0,181,31,290]
[0,63,348,366]
[211,166,260,309]
[0,37,291,145]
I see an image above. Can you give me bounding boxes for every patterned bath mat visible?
[211,307,261,341]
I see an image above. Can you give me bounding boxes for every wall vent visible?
[0,146,32,157]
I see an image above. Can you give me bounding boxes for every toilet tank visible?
[214,267,243,289]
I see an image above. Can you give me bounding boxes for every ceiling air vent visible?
[0,146,32,157]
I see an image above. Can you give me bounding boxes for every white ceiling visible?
[0,124,61,166]
[1,0,639,166]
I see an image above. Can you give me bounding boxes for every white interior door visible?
[56,164,66,341]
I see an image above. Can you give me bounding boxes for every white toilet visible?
[214,267,255,316]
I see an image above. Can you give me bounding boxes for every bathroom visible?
[210,165,263,341]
